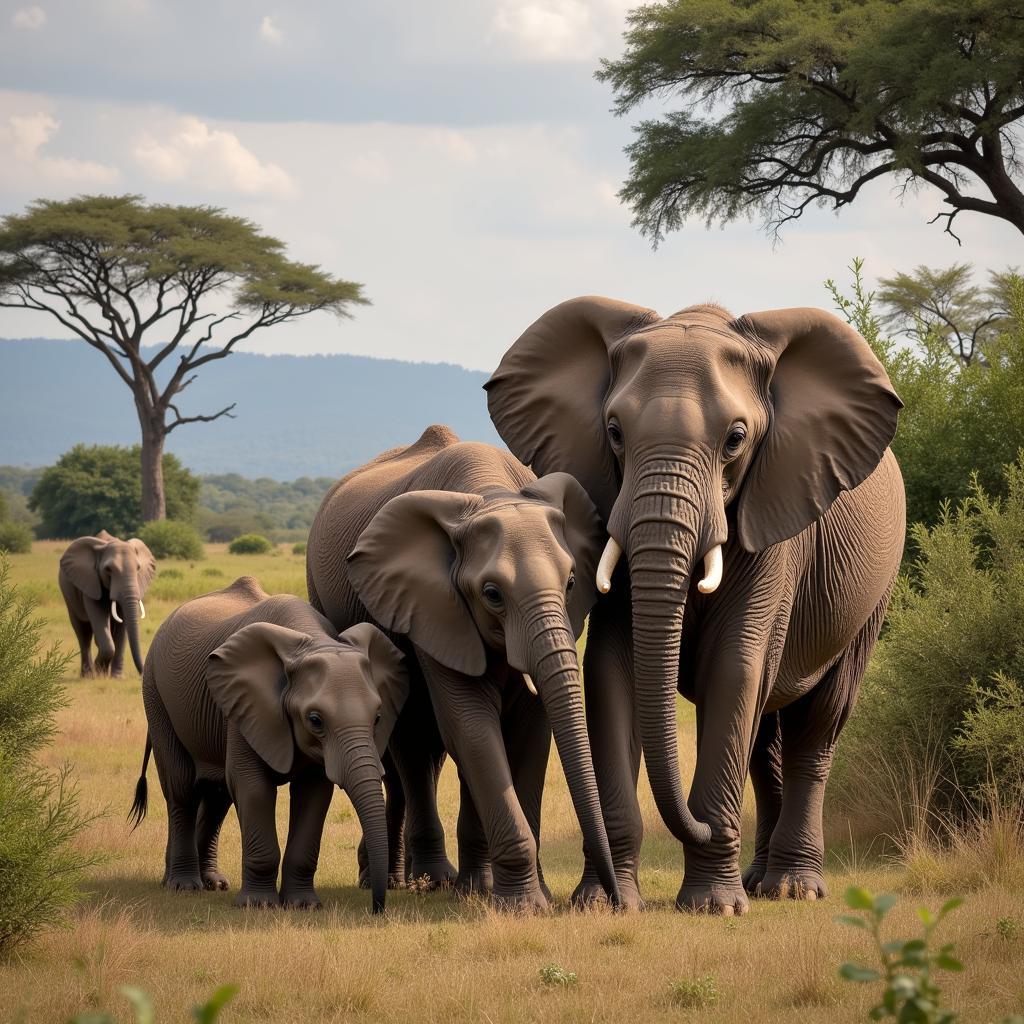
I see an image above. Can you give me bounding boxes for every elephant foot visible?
[490,886,550,914]
[455,865,493,896]
[676,880,750,916]
[409,857,457,890]
[164,873,204,892]
[80,666,94,679]
[202,869,230,891]
[756,869,828,900]
[741,860,767,895]
[111,668,125,679]
[235,888,280,908]
[281,888,322,910]
[571,875,644,912]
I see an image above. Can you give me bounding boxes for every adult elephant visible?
[307,425,620,910]
[59,530,156,676]
[486,298,905,914]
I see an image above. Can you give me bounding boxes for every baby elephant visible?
[59,530,156,676]
[132,576,409,912]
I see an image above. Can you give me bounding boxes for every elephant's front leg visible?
[110,617,127,678]
[574,596,645,910]
[422,656,546,911]
[742,711,783,895]
[280,765,334,909]
[84,596,115,675]
[455,773,492,895]
[226,726,282,908]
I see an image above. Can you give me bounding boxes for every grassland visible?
[1,542,1022,1023]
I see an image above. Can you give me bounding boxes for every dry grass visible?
[1,542,1023,1022]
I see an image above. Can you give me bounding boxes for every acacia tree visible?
[0,195,368,521]
[599,0,1024,243]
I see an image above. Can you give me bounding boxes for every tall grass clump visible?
[834,455,1024,846]
[138,520,204,561]
[0,558,93,956]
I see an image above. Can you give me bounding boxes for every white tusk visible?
[522,673,538,696]
[697,544,723,594]
[595,536,623,594]
[139,600,146,620]
[111,600,123,623]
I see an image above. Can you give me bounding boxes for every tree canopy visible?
[599,0,1024,242]
[0,195,368,520]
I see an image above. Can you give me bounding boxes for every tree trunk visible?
[139,414,166,523]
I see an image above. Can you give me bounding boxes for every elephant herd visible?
[60,296,905,917]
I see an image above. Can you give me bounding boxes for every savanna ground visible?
[2,543,1022,1023]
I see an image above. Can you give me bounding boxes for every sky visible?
[0,0,1021,371]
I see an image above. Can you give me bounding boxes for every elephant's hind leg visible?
[196,782,233,891]
[69,614,94,678]
[761,595,888,900]
[743,711,783,895]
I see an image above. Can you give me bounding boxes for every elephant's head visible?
[485,297,901,846]
[207,620,409,913]
[346,473,622,905]
[60,531,156,672]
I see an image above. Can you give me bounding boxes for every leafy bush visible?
[228,533,272,555]
[138,520,205,561]
[667,976,718,1009]
[29,444,199,539]
[0,558,92,956]
[292,541,307,555]
[0,521,31,554]
[538,964,578,987]
[834,455,1024,824]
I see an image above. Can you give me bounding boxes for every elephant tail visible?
[127,734,151,831]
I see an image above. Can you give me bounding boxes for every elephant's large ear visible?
[207,622,310,774]
[734,307,902,552]
[347,491,487,677]
[60,536,108,600]
[485,296,661,520]
[339,622,410,755]
[128,538,157,592]
[521,473,602,636]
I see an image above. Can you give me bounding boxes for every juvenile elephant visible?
[59,530,156,676]
[133,576,408,912]
[487,298,905,914]
[306,425,620,910]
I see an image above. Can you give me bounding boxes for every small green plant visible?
[139,520,205,560]
[0,521,32,554]
[291,541,307,555]
[538,964,578,987]
[667,975,718,1009]
[997,916,1019,942]
[71,983,238,1023]
[158,568,184,580]
[201,567,225,578]
[228,533,272,555]
[837,887,964,1022]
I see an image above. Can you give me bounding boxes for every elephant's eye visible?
[724,426,746,456]
[307,711,324,733]
[566,573,576,594]
[607,419,624,448]
[482,582,503,607]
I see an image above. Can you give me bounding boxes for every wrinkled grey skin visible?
[306,425,620,912]
[134,576,408,913]
[487,297,906,914]
[59,530,155,677]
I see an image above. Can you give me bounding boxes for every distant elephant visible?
[487,298,905,914]
[306,425,621,910]
[132,576,408,912]
[59,530,156,676]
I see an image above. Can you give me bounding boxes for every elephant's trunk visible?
[113,583,145,674]
[330,737,389,914]
[522,601,622,908]
[627,461,713,847]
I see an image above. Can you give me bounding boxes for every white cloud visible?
[133,116,296,198]
[259,15,282,44]
[489,0,631,60]
[0,111,119,186]
[11,6,46,30]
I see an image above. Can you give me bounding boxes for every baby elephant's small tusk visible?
[697,544,724,595]
[595,536,623,594]
[139,600,146,620]
[111,600,123,623]
[522,673,538,696]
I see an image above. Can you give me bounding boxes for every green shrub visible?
[138,520,205,561]
[0,521,31,554]
[0,558,92,956]
[667,976,718,1009]
[228,533,272,555]
[834,455,1024,824]
[538,964,578,987]
[292,541,307,555]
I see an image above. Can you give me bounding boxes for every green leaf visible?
[840,963,882,982]
[937,897,964,920]
[935,952,964,972]
[874,893,898,917]
[916,907,935,927]
[836,914,870,930]
[120,987,155,1024]
[845,887,876,911]
[191,985,239,1024]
